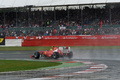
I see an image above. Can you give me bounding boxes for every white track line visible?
[25,78,51,80]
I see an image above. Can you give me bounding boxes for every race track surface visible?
[0,49,120,80]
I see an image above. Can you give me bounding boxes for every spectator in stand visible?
[1,7,120,36]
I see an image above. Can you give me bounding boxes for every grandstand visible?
[0,0,120,36]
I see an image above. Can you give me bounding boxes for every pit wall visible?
[5,35,120,46]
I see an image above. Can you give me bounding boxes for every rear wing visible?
[59,47,70,53]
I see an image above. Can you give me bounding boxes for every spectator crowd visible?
[0,6,120,37]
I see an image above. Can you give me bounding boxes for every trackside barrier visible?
[5,39,22,46]
[5,35,120,46]
[22,39,120,46]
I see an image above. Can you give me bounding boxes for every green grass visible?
[0,46,51,51]
[0,46,120,51]
[0,60,61,72]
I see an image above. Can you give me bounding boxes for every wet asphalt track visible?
[0,51,34,60]
[0,49,120,80]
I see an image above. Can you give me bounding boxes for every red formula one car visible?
[31,46,73,59]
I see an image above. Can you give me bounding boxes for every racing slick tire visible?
[34,52,40,59]
[68,51,73,58]
[52,52,59,59]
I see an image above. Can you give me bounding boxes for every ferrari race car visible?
[31,46,73,59]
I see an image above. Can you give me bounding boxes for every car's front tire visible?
[34,52,40,59]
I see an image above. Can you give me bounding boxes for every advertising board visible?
[0,36,5,45]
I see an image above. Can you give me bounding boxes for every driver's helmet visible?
[50,49,52,50]
[52,46,55,48]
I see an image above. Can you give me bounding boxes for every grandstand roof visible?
[0,0,120,8]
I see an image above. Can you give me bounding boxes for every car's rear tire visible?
[34,52,40,59]
[68,51,73,58]
[52,52,59,59]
